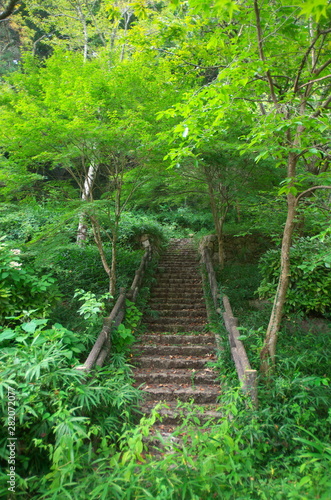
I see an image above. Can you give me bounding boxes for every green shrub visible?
[118,212,168,250]
[112,300,143,353]
[258,237,331,316]
[32,243,143,299]
[0,240,61,323]
[155,206,214,232]
[0,203,49,242]
[0,319,141,496]
[10,390,330,499]
[0,202,74,243]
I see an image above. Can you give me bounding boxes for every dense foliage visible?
[258,237,331,316]
[0,240,60,323]
[0,0,331,498]
[0,319,141,497]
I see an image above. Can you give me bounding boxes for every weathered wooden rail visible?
[77,239,152,372]
[201,245,258,406]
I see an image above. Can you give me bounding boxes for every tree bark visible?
[109,172,123,297]
[77,162,98,244]
[90,215,113,296]
[110,228,117,298]
[206,172,227,268]
[75,1,89,61]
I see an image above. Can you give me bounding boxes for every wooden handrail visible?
[201,244,258,406]
[76,241,152,372]
[223,295,258,406]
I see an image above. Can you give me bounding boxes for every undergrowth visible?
[1,211,331,499]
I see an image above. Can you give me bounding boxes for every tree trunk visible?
[109,181,122,297]
[110,229,117,297]
[260,153,298,374]
[207,178,226,268]
[90,215,114,296]
[77,162,98,245]
[217,215,227,269]
[75,2,89,61]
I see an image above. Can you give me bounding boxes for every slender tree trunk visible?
[260,153,298,374]
[76,1,89,61]
[110,228,118,298]
[109,180,122,297]
[120,8,132,61]
[77,162,98,244]
[217,214,227,269]
[90,215,114,296]
[206,176,227,268]
[89,189,121,298]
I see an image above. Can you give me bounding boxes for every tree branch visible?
[298,74,331,89]
[314,57,331,77]
[293,33,321,93]
[253,0,279,108]
[296,185,331,202]
[313,94,331,118]
[0,0,19,20]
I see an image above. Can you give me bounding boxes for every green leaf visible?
[0,329,15,342]
[22,319,48,334]
[298,0,330,22]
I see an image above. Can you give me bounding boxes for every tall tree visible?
[16,0,109,59]
[158,0,331,372]
[0,47,184,294]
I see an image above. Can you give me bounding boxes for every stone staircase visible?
[131,238,222,447]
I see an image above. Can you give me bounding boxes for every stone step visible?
[157,266,200,273]
[163,255,197,257]
[156,277,203,284]
[137,334,216,345]
[140,402,224,425]
[162,248,196,253]
[147,302,205,311]
[139,384,220,404]
[131,238,223,446]
[149,297,205,306]
[163,253,197,256]
[144,308,206,317]
[148,298,205,305]
[154,284,203,291]
[145,312,207,322]
[145,316,207,325]
[146,324,208,333]
[132,344,215,356]
[134,355,216,369]
[160,263,197,268]
[155,264,201,277]
[133,368,218,385]
[150,289,204,297]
